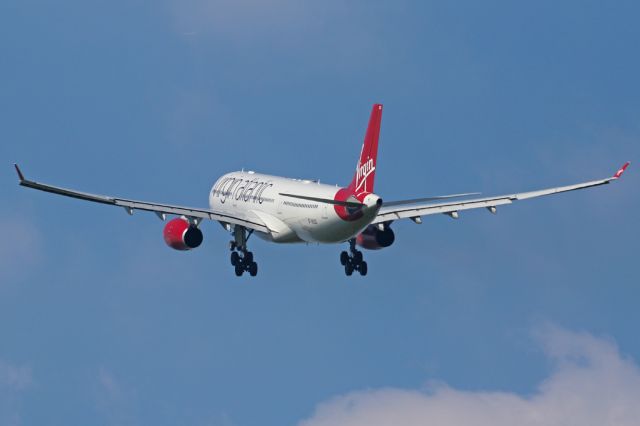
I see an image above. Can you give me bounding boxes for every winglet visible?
[14,164,25,182]
[613,162,630,179]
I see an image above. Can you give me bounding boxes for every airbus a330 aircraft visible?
[15,104,629,277]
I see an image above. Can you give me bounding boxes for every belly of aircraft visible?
[286,214,370,244]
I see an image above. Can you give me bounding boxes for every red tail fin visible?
[347,104,382,195]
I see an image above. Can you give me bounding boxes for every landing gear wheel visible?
[234,263,244,276]
[341,239,370,276]
[248,262,258,277]
[229,226,259,277]
[359,261,368,276]
[345,263,354,276]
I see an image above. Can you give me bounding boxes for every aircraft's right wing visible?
[372,162,630,224]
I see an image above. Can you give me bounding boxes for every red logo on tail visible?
[334,104,383,221]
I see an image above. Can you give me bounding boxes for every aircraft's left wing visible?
[13,165,270,234]
[372,162,630,224]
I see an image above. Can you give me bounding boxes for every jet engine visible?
[163,217,203,250]
[356,224,395,250]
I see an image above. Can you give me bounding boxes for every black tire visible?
[345,263,354,276]
[359,261,368,276]
[249,262,258,277]
[231,251,240,266]
[234,263,244,276]
[340,251,349,266]
[354,251,363,264]
[244,251,254,264]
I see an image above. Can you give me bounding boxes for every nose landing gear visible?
[340,239,368,276]
[230,226,258,277]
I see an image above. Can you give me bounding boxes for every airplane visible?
[14,104,630,277]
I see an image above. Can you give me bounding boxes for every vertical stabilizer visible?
[347,104,382,195]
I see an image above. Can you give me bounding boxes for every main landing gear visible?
[340,239,367,276]
[229,226,258,277]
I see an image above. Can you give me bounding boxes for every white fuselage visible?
[209,171,381,244]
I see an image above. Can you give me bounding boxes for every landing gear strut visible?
[229,226,258,277]
[340,239,368,276]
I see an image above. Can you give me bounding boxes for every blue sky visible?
[1,1,639,425]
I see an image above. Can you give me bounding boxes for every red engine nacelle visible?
[356,224,395,250]
[163,217,203,251]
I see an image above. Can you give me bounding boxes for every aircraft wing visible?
[13,165,270,234]
[372,162,630,224]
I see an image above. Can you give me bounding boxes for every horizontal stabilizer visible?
[279,193,364,208]
[382,192,481,208]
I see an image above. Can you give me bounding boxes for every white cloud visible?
[167,0,381,64]
[0,359,32,426]
[96,367,139,426]
[170,0,337,44]
[299,325,640,426]
[99,367,123,400]
[0,216,40,283]
[0,359,32,391]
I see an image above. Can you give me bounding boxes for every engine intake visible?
[356,224,395,250]
[163,217,203,250]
